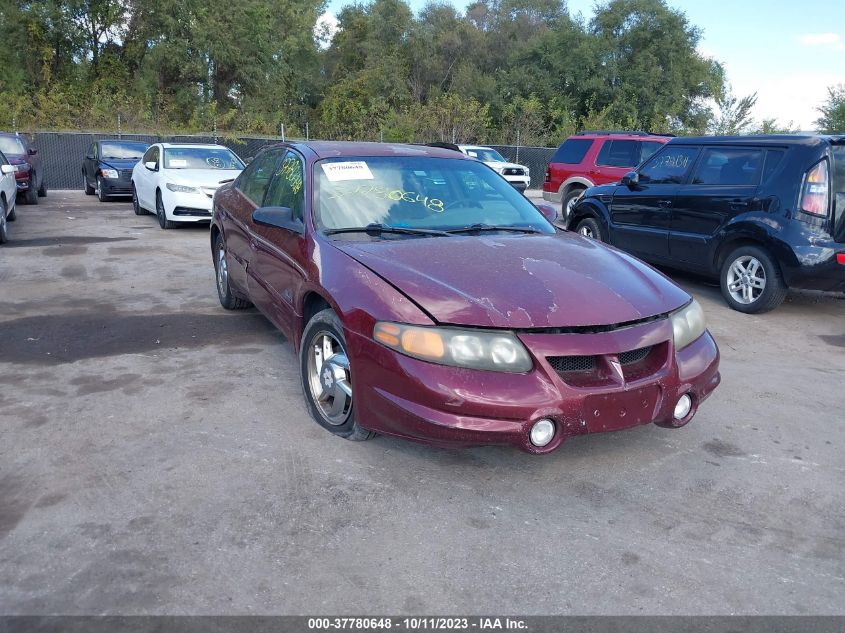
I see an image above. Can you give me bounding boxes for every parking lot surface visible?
[1,191,844,615]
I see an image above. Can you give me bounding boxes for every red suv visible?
[543,131,671,221]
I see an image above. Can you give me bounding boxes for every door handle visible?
[657,200,672,208]
[729,200,749,209]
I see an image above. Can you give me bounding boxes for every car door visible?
[247,150,308,339]
[221,147,286,305]
[136,145,159,209]
[84,142,97,187]
[0,151,15,205]
[608,145,700,261]
[670,146,766,270]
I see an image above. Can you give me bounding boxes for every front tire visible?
[574,216,605,241]
[96,177,108,202]
[720,245,787,313]
[0,198,8,244]
[300,309,375,441]
[38,179,47,197]
[156,190,176,229]
[84,174,95,195]
[214,232,251,310]
[25,178,38,205]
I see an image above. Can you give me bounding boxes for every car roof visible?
[572,131,672,140]
[668,135,831,147]
[159,142,230,149]
[287,141,470,161]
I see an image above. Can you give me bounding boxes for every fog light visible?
[530,419,555,447]
[674,394,692,420]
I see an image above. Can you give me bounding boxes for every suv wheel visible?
[25,177,38,205]
[574,216,604,242]
[720,245,788,313]
[562,188,584,222]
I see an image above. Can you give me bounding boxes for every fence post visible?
[117,112,122,138]
[516,129,520,164]
[280,123,285,142]
[306,121,309,140]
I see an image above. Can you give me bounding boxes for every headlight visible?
[373,322,533,373]
[497,167,506,175]
[670,299,706,351]
[166,183,198,193]
[100,168,119,179]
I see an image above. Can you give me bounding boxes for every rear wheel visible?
[720,245,787,313]
[574,216,605,242]
[132,184,146,215]
[214,232,251,310]
[0,198,8,244]
[37,179,47,197]
[156,190,176,229]
[562,188,584,222]
[300,309,375,441]
[84,174,95,195]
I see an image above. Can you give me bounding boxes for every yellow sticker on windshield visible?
[322,161,374,182]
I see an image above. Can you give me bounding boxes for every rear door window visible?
[691,148,764,186]
[639,146,700,184]
[596,140,639,167]
[551,139,593,164]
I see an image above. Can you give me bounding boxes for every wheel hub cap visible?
[307,333,352,426]
[727,255,766,304]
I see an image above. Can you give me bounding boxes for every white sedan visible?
[0,150,18,244]
[131,143,244,229]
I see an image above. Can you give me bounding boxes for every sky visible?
[320,0,845,130]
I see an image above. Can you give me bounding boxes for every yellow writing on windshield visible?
[327,184,444,212]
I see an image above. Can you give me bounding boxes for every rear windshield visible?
[551,138,592,164]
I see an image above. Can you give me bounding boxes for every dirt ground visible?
[1,191,843,615]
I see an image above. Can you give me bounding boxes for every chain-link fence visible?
[15,132,558,192]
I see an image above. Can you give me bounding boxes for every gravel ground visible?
[0,191,843,615]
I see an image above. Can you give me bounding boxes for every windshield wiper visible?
[324,223,451,237]
[446,224,540,234]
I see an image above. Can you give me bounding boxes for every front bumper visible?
[503,175,530,191]
[349,319,720,454]
[100,175,134,195]
[162,188,214,222]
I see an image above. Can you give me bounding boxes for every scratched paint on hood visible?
[332,232,690,328]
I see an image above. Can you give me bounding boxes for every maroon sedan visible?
[210,142,720,454]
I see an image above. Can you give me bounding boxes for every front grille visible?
[547,355,596,373]
[619,346,652,365]
[504,168,525,176]
[120,169,133,178]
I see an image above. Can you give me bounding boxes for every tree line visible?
[0,0,842,144]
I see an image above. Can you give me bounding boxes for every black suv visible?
[569,135,845,313]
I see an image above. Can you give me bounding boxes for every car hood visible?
[333,233,689,328]
[100,158,142,170]
[161,169,242,188]
[485,161,529,172]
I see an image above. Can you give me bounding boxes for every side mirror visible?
[28,147,37,156]
[245,156,254,165]
[252,206,303,234]
[0,164,15,175]
[621,171,639,188]
[145,161,158,171]
[535,203,558,223]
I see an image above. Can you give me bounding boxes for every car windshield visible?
[0,136,26,155]
[464,148,506,163]
[101,141,148,159]
[315,156,553,234]
[163,147,244,170]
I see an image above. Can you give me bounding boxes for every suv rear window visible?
[551,139,592,164]
[692,148,764,186]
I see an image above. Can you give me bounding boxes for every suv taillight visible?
[800,160,829,217]
[544,167,551,183]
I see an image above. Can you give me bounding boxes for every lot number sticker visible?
[322,161,374,182]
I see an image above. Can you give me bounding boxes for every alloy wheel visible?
[216,246,228,297]
[726,255,766,304]
[306,332,353,426]
[579,225,594,239]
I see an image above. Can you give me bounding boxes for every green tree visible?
[711,87,757,135]
[815,84,845,134]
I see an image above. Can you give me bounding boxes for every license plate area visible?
[582,385,661,432]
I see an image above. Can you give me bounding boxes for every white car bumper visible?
[161,187,215,222]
